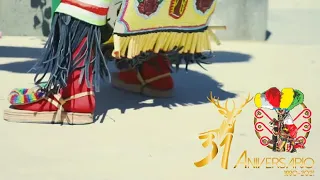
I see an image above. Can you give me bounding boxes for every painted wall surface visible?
[0,0,53,36]
[0,0,268,40]
[210,0,268,40]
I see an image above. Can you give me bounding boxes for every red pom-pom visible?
[265,87,281,108]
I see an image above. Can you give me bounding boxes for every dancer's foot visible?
[4,38,95,125]
[112,54,174,98]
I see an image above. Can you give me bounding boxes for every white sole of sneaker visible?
[3,108,93,125]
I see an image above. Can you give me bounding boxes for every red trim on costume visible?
[61,0,109,15]
[169,0,188,19]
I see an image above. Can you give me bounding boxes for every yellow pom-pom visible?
[254,93,262,108]
[280,88,294,109]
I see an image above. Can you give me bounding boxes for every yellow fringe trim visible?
[103,36,114,45]
[112,26,226,59]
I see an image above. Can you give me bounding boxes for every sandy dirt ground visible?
[0,1,319,179]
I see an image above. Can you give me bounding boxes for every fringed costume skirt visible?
[106,0,225,69]
[31,13,110,95]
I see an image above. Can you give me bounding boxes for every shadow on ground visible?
[0,46,42,59]
[0,46,251,73]
[0,46,252,123]
[94,71,237,123]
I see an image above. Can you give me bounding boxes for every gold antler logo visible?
[194,92,253,169]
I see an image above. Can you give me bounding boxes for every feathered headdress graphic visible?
[254,87,304,111]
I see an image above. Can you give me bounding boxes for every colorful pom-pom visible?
[265,87,281,108]
[280,88,294,109]
[8,87,45,105]
[255,87,305,111]
[260,93,274,109]
[287,89,304,111]
[254,93,262,108]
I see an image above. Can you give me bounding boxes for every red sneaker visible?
[4,38,95,125]
[111,54,174,98]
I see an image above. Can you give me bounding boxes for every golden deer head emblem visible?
[194,92,253,169]
[208,92,253,128]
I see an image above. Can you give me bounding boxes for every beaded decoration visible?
[8,84,46,105]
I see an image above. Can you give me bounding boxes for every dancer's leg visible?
[106,0,222,98]
[112,54,174,98]
[4,1,111,124]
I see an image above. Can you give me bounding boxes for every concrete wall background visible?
[0,0,268,41]
[0,0,52,36]
[209,0,268,40]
